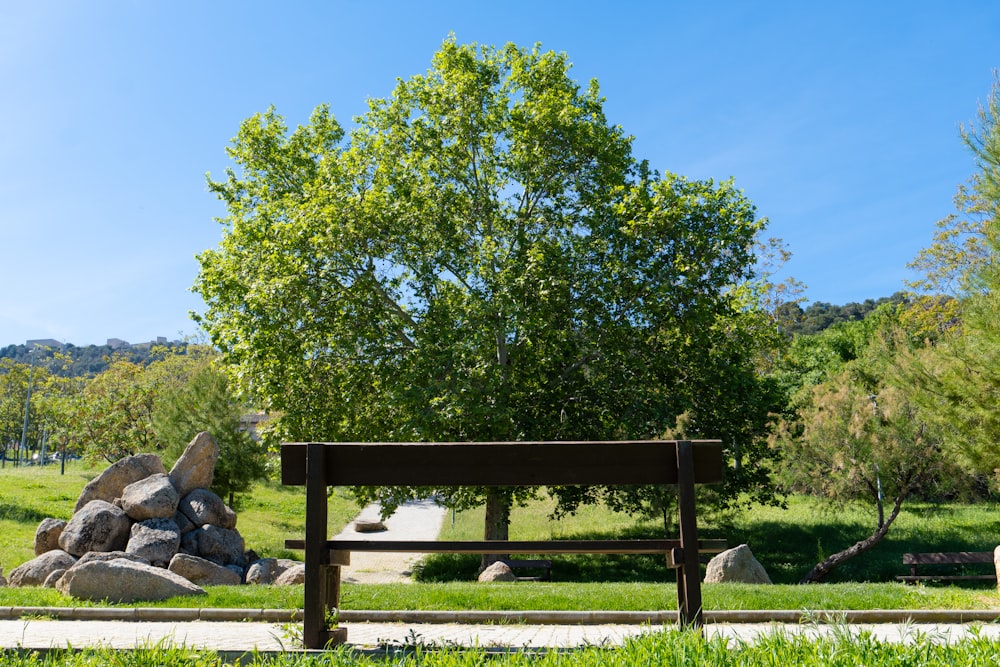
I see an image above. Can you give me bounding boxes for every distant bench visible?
[501,558,552,581]
[896,552,997,584]
[281,439,726,649]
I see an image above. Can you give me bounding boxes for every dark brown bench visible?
[896,552,997,584]
[281,439,726,649]
[501,558,552,581]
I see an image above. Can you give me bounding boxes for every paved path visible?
[5,619,1000,652]
[337,499,448,584]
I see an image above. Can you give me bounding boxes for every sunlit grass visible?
[7,630,1000,665]
[0,463,363,571]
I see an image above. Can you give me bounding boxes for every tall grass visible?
[6,630,1000,665]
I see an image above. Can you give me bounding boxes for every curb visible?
[2,607,999,624]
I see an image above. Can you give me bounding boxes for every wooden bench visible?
[501,558,552,581]
[896,552,997,584]
[281,439,725,648]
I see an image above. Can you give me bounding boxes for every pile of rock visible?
[2,432,304,602]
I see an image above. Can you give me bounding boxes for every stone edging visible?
[2,607,999,624]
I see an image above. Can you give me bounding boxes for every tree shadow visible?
[0,501,50,524]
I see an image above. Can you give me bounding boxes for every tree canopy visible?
[196,39,786,540]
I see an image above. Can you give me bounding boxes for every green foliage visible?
[68,358,159,462]
[153,355,267,503]
[900,72,1000,491]
[196,38,786,536]
[776,293,909,337]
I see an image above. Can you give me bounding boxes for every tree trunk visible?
[481,487,511,571]
[799,493,905,584]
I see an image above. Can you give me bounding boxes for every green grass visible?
[2,579,996,612]
[4,463,1000,616]
[0,463,362,571]
[7,630,1000,665]
[422,493,1000,585]
[343,580,998,611]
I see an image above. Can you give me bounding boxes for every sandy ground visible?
[336,499,448,584]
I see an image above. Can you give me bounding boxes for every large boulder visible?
[169,432,219,498]
[126,518,181,567]
[478,561,517,583]
[274,563,305,586]
[73,454,165,513]
[34,518,67,556]
[168,553,242,586]
[8,550,77,587]
[245,557,280,585]
[195,525,245,567]
[57,557,205,602]
[59,500,132,557]
[704,544,772,584]
[121,474,179,521]
[178,489,236,530]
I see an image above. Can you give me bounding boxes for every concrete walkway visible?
[5,618,1000,653]
[337,499,448,584]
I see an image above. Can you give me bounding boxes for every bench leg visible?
[675,440,704,630]
[304,443,334,649]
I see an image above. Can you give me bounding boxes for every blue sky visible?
[2,1,998,347]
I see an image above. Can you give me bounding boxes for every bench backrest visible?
[281,439,724,487]
[903,552,995,565]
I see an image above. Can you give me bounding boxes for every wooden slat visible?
[897,575,996,582]
[902,552,995,565]
[284,538,729,554]
[281,440,724,487]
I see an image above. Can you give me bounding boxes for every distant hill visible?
[774,292,910,337]
[0,341,189,377]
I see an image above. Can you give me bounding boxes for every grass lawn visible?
[0,462,361,571]
[2,462,999,615]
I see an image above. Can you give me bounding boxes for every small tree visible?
[153,358,267,506]
[774,314,950,583]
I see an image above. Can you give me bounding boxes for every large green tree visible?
[196,39,785,547]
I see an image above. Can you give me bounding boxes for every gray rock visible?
[59,500,132,557]
[274,563,305,586]
[704,544,772,584]
[0,566,6,587]
[57,557,205,602]
[195,525,245,567]
[174,510,196,535]
[168,553,241,586]
[73,454,165,513]
[126,518,180,567]
[995,546,1000,591]
[168,432,219,498]
[178,489,236,530]
[477,561,516,583]
[179,529,199,555]
[245,558,280,585]
[73,550,149,567]
[34,518,67,556]
[121,474,179,521]
[42,569,66,588]
[8,550,78,587]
